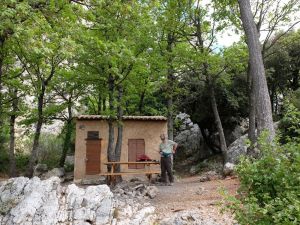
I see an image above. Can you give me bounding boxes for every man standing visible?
[159,134,177,186]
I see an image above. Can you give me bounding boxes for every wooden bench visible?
[101,161,160,185]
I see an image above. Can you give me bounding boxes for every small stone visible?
[146,186,158,199]
[196,187,206,195]
[33,164,48,177]
[43,168,65,179]
[223,163,235,176]
[199,176,209,182]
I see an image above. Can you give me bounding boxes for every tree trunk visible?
[97,93,101,115]
[247,62,257,149]
[209,84,227,161]
[0,46,5,152]
[102,98,106,112]
[114,85,123,183]
[9,89,18,177]
[107,74,115,172]
[167,33,175,140]
[167,96,174,140]
[59,103,73,167]
[238,0,275,141]
[138,90,145,115]
[291,69,299,91]
[27,90,45,177]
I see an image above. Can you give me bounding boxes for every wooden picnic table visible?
[102,161,160,185]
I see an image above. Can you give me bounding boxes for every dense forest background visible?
[0,0,299,178]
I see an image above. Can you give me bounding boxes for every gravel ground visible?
[150,176,239,224]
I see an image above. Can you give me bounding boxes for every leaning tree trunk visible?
[107,74,115,172]
[238,0,275,141]
[114,85,123,183]
[0,49,5,152]
[247,62,257,152]
[166,33,175,140]
[27,90,45,177]
[9,89,18,177]
[209,84,228,162]
[59,103,73,167]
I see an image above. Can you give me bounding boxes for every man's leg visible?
[165,157,174,183]
[160,157,167,183]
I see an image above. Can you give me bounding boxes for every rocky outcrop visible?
[0,177,113,225]
[226,133,248,164]
[0,177,158,225]
[225,119,249,146]
[226,121,280,165]
[175,113,212,163]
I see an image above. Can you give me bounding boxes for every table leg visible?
[111,164,115,173]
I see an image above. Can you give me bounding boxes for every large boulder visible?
[0,176,113,225]
[226,121,280,164]
[175,113,212,162]
[225,119,249,146]
[226,133,248,164]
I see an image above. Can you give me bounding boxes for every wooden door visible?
[128,139,145,169]
[86,139,101,175]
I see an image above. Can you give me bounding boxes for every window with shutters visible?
[87,131,99,140]
[128,139,145,169]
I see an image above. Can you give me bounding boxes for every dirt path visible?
[149,176,239,224]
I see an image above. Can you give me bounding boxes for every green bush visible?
[15,153,30,173]
[38,134,63,169]
[0,151,30,175]
[279,102,300,143]
[224,133,300,225]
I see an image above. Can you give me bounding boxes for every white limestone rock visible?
[145,186,159,199]
[223,162,235,176]
[43,168,65,179]
[0,176,114,225]
[33,164,48,177]
[227,134,248,164]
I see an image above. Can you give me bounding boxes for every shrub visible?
[224,133,300,225]
[279,102,300,143]
[15,153,30,173]
[38,134,63,169]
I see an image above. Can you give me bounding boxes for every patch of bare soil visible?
[150,176,239,224]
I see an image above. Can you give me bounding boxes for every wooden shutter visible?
[136,140,145,169]
[128,139,145,169]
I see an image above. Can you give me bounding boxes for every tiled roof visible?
[76,115,167,121]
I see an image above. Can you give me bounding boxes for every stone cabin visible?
[74,115,167,182]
